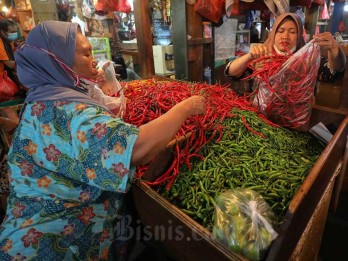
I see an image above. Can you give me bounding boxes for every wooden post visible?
[171,0,189,80]
[133,0,155,78]
[305,4,320,40]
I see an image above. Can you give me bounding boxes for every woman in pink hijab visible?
[225,12,346,91]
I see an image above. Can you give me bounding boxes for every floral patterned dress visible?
[0,101,139,260]
[0,130,10,195]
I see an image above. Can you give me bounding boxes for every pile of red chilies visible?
[243,50,291,91]
[243,44,319,129]
[120,79,277,190]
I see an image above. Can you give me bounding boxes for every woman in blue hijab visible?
[0,21,206,260]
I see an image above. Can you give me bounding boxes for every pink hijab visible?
[263,12,306,53]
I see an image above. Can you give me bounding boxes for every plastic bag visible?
[82,0,95,19]
[253,42,321,129]
[0,72,20,102]
[320,0,330,20]
[213,188,278,261]
[97,60,126,118]
[194,0,225,24]
[95,0,118,12]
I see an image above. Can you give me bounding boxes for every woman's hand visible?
[180,95,206,117]
[248,44,270,61]
[131,95,206,166]
[312,32,339,52]
[96,69,106,89]
[312,32,346,72]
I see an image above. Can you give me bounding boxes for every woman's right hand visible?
[131,95,206,166]
[248,44,269,61]
[180,95,206,117]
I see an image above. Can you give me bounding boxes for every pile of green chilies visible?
[158,108,325,230]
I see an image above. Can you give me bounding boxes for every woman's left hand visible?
[96,69,106,88]
[312,32,338,52]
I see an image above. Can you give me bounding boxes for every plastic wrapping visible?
[82,0,95,19]
[213,188,278,261]
[92,60,126,118]
[194,0,225,24]
[253,42,321,129]
[117,0,131,13]
[0,72,20,102]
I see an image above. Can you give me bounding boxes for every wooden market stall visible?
[127,1,348,260]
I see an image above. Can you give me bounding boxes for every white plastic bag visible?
[95,60,127,118]
[82,0,95,19]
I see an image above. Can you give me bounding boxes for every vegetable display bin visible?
[131,108,348,260]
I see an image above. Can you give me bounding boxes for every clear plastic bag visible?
[213,188,278,261]
[82,0,95,19]
[253,42,321,129]
[97,60,127,118]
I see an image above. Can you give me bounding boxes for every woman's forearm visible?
[328,45,346,72]
[130,96,205,166]
[226,53,251,77]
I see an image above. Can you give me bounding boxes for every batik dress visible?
[0,100,139,261]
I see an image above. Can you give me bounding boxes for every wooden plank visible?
[131,182,247,261]
[290,171,337,260]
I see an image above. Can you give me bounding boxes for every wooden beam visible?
[133,0,155,78]
[171,0,188,80]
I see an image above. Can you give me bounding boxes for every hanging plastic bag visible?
[82,0,96,19]
[252,42,321,129]
[6,0,19,23]
[338,20,345,33]
[117,0,132,13]
[0,72,20,102]
[95,0,119,12]
[194,0,225,24]
[213,188,278,261]
[320,0,330,20]
[97,60,126,118]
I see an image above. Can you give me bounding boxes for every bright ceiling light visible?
[344,4,348,12]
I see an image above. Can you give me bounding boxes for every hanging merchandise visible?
[295,6,305,26]
[338,20,345,33]
[0,72,20,102]
[82,0,96,19]
[320,0,330,20]
[6,0,20,23]
[194,0,226,24]
[117,0,132,13]
[95,0,119,12]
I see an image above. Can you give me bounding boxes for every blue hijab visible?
[14,21,109,110]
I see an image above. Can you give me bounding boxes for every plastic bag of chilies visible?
[213,188,278,261]
[253,42,320,129]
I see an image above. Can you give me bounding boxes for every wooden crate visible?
[131,109,348,261]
